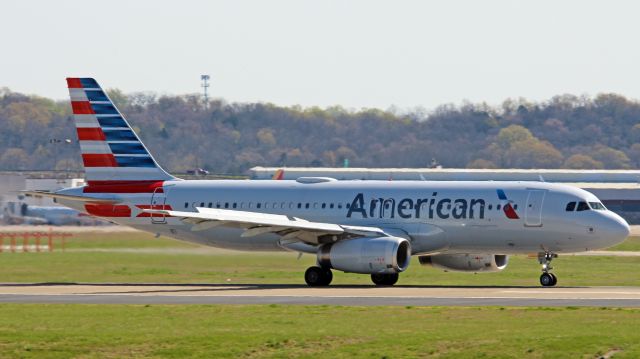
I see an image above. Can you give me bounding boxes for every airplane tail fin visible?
[67,78,175,185]
[272,169,284,180]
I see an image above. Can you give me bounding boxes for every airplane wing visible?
[144,207,387,245]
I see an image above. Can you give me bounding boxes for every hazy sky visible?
[1,0,639,109]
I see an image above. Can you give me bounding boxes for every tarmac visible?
[1,283,640,307]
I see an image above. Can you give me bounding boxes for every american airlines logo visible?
[346,190,519,220]
[347,192,486,220]
[497,189,519,219]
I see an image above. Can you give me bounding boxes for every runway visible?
[1,283,640,307]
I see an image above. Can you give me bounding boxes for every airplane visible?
[4,201,93,226]
[25,78,631,287]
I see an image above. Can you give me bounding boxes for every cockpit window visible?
[565,202,576,211]
[576,201,590,211]
[589,202,606,210]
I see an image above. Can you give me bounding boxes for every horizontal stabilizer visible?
[20,190,120,203]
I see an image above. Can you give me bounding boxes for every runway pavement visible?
[1,283,640,307]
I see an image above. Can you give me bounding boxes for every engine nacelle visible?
[418,254,508,273]
[318,236,411,274]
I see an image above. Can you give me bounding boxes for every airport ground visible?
[1,227,639,358]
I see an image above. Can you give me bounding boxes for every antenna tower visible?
[201,75,210,108]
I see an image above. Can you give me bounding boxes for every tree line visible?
[0,87,639,174]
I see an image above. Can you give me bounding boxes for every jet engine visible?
[418,254,508,273]
[318,236,411,274]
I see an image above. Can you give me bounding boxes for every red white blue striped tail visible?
[67,78,175,185]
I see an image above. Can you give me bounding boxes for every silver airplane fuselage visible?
[58,179,630,255]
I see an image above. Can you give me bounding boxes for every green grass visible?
[609,236,640,251]
[1,233,640,358]
[62,232,198,250]
[1,231,639,286]
[0,304,639,358]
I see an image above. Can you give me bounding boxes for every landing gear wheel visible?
[305,266,332,286]
[540,273,556,287]
[371,273,399,286]
[537,251,558,287]
[322,268,333,286]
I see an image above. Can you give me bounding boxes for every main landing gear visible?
[538,251,558,287]
[304,266,333,286]
[304,266,401,286]
[371,273,399,286]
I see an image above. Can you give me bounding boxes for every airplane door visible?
[524,190,546,227]
[150,186,167,224]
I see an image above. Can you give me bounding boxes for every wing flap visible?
[145,207,386,244]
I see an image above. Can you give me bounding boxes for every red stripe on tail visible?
[83,180,165,193]
[82,154,118,167]
[71,101,94,114]
[84,204,131,217]
[66,78,82,88]
[77,128,106,141]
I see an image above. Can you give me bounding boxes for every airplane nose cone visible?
[603,215,630,246]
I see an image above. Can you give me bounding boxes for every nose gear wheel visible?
[538,252,558,287]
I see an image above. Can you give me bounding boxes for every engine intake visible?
[318,236,411,274]
[419,254,508,273]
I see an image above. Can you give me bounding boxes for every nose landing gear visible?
[538,252,558,287]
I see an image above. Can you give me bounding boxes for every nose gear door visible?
[524,190,546,227]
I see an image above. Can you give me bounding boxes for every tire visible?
[549,273,558,286]
[305,266,324,286]
[540,273,555,287]
[321,268,333,286]
[371,273,399,286]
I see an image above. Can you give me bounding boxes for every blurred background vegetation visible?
[1,87,639,174]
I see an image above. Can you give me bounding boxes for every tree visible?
[563,154,604,169]
[467,159,497,169]
[0,148,29,170]
[590,145,631,169]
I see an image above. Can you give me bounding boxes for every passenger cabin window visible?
[589,202,606,210]
[565,202,576,211]
[577,201,589,211]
